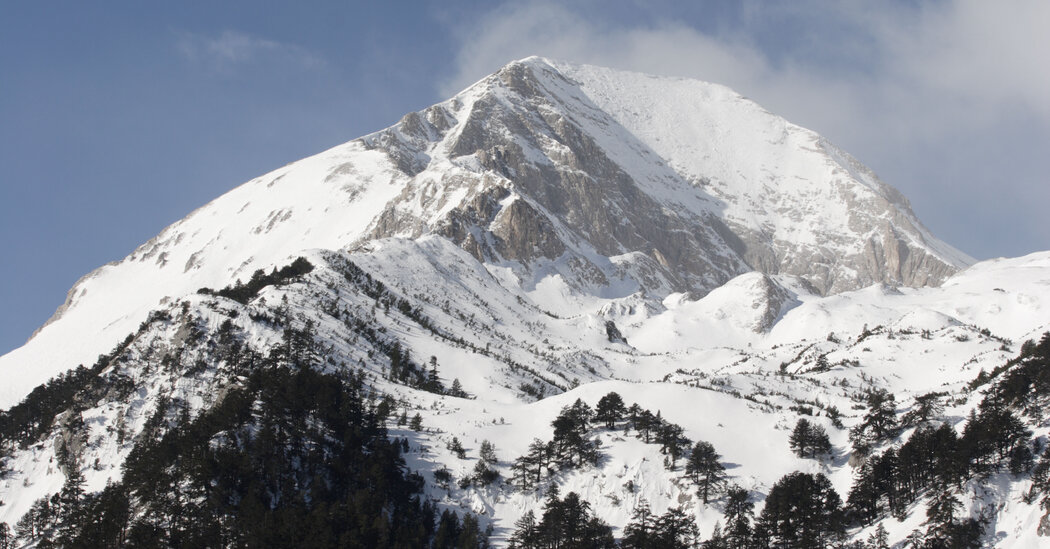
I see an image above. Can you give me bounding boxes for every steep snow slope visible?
[547,59,974,291]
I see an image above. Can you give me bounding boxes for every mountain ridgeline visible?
[2,58,1049,548]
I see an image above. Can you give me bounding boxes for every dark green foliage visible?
[198,257,314,304]
[684,441,726,504]
[511,439,551,491]
[921,490,984,548]
[470,460,500,487]
[507,489,615,549]
[756,471,844,549]
[0,313,162,450]
[65,482,130,548]
[656,422,691,468]
[550,399,599,468]
[849,388,898,454]
[789,418,832,459]
[449,436,468,459]
[55,359,484,548]
[722,485,754,548]
[0,365,97,445]
[971,333,1050,418]
[479,440,498,465]
[621,500,699,549]
[844,339,1050,534]
[902,392,946,427]
[960,398,1031,474]
[448,378,469,398]
[621,500,658,549]
[594,392,626,429]
[511,396,690,491]
[433,511,490,549]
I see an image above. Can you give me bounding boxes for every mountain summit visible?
[1,58,971,404]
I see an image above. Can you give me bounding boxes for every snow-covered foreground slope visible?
[1,239,1048,546]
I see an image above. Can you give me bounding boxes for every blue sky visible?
[2,1,1048,355]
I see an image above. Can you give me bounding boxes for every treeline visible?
[0,280,491,548]
[509,392,725,503]
[10,355,487,548]
[506,471,844,549]
[197,256,314,304]
[0,326,142,449]
[841,333,1050,547]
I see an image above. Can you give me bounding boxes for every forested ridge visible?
[1,251,1049,549]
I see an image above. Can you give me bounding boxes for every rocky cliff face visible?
[357,57,971,301]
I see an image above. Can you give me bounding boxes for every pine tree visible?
[723,485,754,548]
[924,489,960,546]
[449,378,468,398]
[509,510,538,549]
[867,523,889,549]
[479,440,498,465]
[703,522,728,549]
[654,506,700,548]
[850,389,898,454]
[656,422,691,469]
[757,472,844,549]
[550,399,597,468]
[410,413,423,431]
[790,418,832,459]
[448,437,467,459]
[621,499,657,549]
[594,392,626,429]
[685,441,726,503]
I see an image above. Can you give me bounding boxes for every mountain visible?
[1,58,1047,548]
[0,57,971,409]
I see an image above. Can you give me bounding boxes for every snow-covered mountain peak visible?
[0,57,976,409]
[2,58,1050,548]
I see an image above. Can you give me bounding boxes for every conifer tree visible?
[685,441,726,503]
[723,485,754,548]
[550,399,598,468]
[480,440,498,465]
[595,392,626,429]
[621,499,657,549]
[850,389,898,454]
[790,418,832,459]
[867,523,889,549]
[757,471,844,549]
[448,437,467,459]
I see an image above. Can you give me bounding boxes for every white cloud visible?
[442,0,1050,258]
[177,30,324,72]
